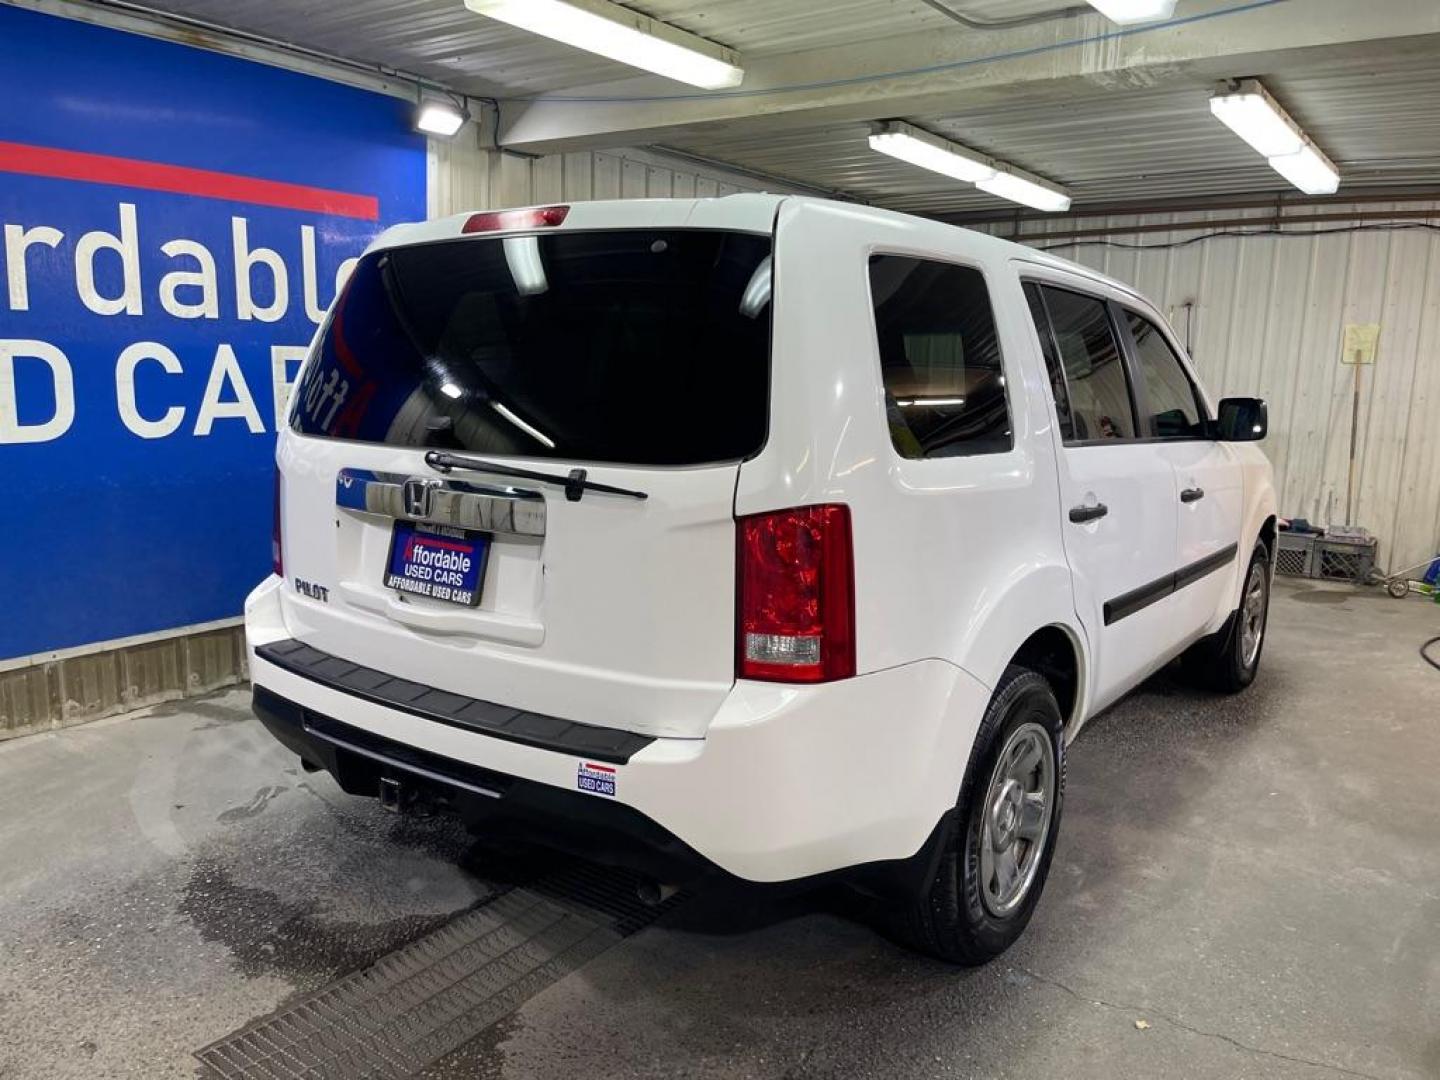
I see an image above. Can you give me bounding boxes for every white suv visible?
[247,195,1276,963]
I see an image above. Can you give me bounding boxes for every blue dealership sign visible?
[0,7,426,659]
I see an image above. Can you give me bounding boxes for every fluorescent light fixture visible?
[491,401,556,449]
[868,121,1071,212]
[1209,81,1303,157]
[977,171,1072,212]
[463,0,744,89]
[868,123,995,184]
[415,99,468,137]
[1268,143,1340,195]
[503,235,549,296]
[1084,0,1177,23]
[439,382,463,399]
[1210,79,1340,194]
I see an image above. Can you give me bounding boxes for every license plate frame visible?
[383,520,490,608]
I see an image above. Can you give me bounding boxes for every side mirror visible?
[1214,397,1267,441]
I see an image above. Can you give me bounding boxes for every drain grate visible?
[197,866,682,1079]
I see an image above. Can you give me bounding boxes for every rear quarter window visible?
[868,255,1010,459]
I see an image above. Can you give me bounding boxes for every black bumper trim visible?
[253,638,655,765]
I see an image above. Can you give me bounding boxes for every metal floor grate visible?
[197,865,682,1079]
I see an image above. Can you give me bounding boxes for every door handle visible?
[1068,503,1109,524]
[1180,487,1206,503]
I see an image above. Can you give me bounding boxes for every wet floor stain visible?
[1290,589,1353,605]
[417,1011,523,1080]
[217,785,287,824]
[185,701,254,732]
[179,857,461,985]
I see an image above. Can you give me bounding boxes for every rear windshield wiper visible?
[424,450,648,503]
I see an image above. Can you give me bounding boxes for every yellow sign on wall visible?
[1341,323,1380,365]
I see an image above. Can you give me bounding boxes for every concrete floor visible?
[2,578,1438,1079]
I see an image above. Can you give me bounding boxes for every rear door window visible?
[868,255,1010,459]
[1123,311,1207,438]
[1024,281,1074,441]
[1036,286,1137,442]
[291,229,773,466]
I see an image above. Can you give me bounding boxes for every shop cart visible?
[1384,555,1440,601]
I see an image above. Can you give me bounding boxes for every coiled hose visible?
[1424,636,1440,672]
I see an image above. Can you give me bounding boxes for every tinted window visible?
[1125,311,1206,437]
[1039,287,1135,441]
[292,230,772,466]
[868,255,1010,458]
[1023,282,1074,441]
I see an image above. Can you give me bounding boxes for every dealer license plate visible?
[384,521,489,607]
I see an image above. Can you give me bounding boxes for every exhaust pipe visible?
[636,879,679,906]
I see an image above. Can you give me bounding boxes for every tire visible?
[885,665,1065,965]
[1181,540,1271,692]
[1387,578,1411,600]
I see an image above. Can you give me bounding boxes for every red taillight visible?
[737,505,855,683]
[462,205,570,233]
[271,468,284,578]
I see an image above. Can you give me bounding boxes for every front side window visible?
[868,255,1010,459]
[291,229,773,466]
[1039,286,1136,442]
[1125,311,1206,438]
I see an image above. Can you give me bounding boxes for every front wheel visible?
[885,666,1065,965]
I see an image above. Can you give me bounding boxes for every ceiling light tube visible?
[1084,0,1177,23]
[1209,80,1304,158]
[463,0,744,89]
[1267,142,1340,195]
[491,401,556,449]
[868,121,1071,212]
[868,122,996,184]
[503,235,549,295]
[977,169,1072,213]
[738,255,773,319]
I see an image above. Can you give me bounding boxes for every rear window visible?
[291,229,773,466]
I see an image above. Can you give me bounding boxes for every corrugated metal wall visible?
[428,135,788,220]
[997,204,1440,573]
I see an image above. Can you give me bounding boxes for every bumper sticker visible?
[577,761,616,797]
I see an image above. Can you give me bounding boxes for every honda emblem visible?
[402,478,438,519]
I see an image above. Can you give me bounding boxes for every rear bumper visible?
[250,684,719,887]
[244,576,990,885]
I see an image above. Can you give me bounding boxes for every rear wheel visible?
[1182,540,1271,692]
[886,666,1065,965]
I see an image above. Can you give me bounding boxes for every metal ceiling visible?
[663,44,1440,215]
[107,0,1067,97]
